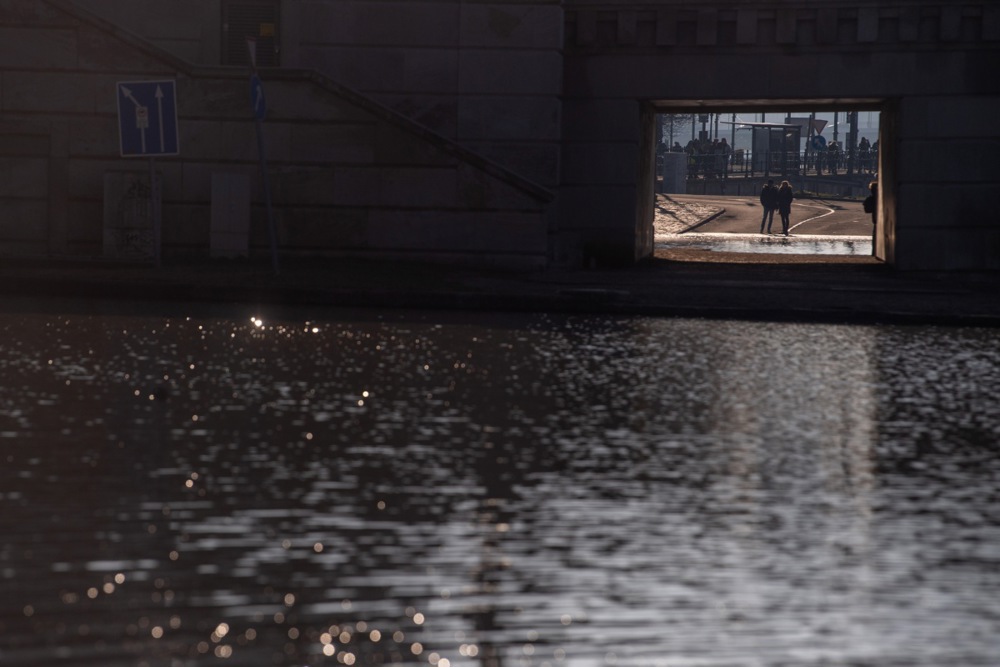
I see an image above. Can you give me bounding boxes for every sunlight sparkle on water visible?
[0,307,997,666]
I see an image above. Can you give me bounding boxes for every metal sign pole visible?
[116,80,178,266]
[247,38,279,275]
[149,156,161,268]
[255,115,279,275]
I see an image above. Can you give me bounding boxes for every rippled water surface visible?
[1,300,998,666]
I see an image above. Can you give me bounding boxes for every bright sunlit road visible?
[673,194,874,236]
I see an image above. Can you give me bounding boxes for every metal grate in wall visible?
[222,1,280,67]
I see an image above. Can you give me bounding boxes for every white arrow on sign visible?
[155,85,165,153]
[122,84,169,154]
[121,85,147,153]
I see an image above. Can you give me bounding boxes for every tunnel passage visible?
[643,100,890,263]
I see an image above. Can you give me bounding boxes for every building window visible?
[222,1,280,67]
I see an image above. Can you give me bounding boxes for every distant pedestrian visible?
[719,137,732,176]
[777,180,794,236]
[827,141,840,175]
[863,180,878,225]
[712,139,723,177]
[811,134,827,175]
[859,136,872,172]
[759,179,778,233]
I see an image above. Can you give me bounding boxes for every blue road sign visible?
[117,80,179,157]
[250,74,267,121]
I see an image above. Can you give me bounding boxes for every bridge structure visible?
[0,1,997,273]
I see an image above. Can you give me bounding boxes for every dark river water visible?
[1,299,998,667]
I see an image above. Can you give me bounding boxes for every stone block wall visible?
[0,1,552,268]
[558,1,1000,271]
[285,0,564,187]
[0,126,52,254]
[16,0,1000,272]
[70,0,565,189]
[895,95,1000,271]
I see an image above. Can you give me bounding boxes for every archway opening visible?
[648,100,888,263]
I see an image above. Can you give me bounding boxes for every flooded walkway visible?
[657,232,873,256]
[1,300,998,666]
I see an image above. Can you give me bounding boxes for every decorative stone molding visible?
[566,4,1000,51]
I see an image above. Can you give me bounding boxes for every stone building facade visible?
[1,1,998,272]
[558,1,1000,270]
[0,0,556,267]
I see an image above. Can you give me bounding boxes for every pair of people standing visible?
[759,179,794,235]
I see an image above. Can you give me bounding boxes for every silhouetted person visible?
[864,180,878,225]
[859,137,872,173]
[827,141,840,174]
[718,137,732,177]
[759,179,778,233]
[811,134,827,175]
[777,180,794,236]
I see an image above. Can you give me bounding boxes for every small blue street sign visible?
[117,80,179,157]
[250,74,267,121]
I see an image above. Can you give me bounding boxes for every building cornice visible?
[565,3,1000,52]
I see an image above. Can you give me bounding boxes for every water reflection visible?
[0,302,998,666]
